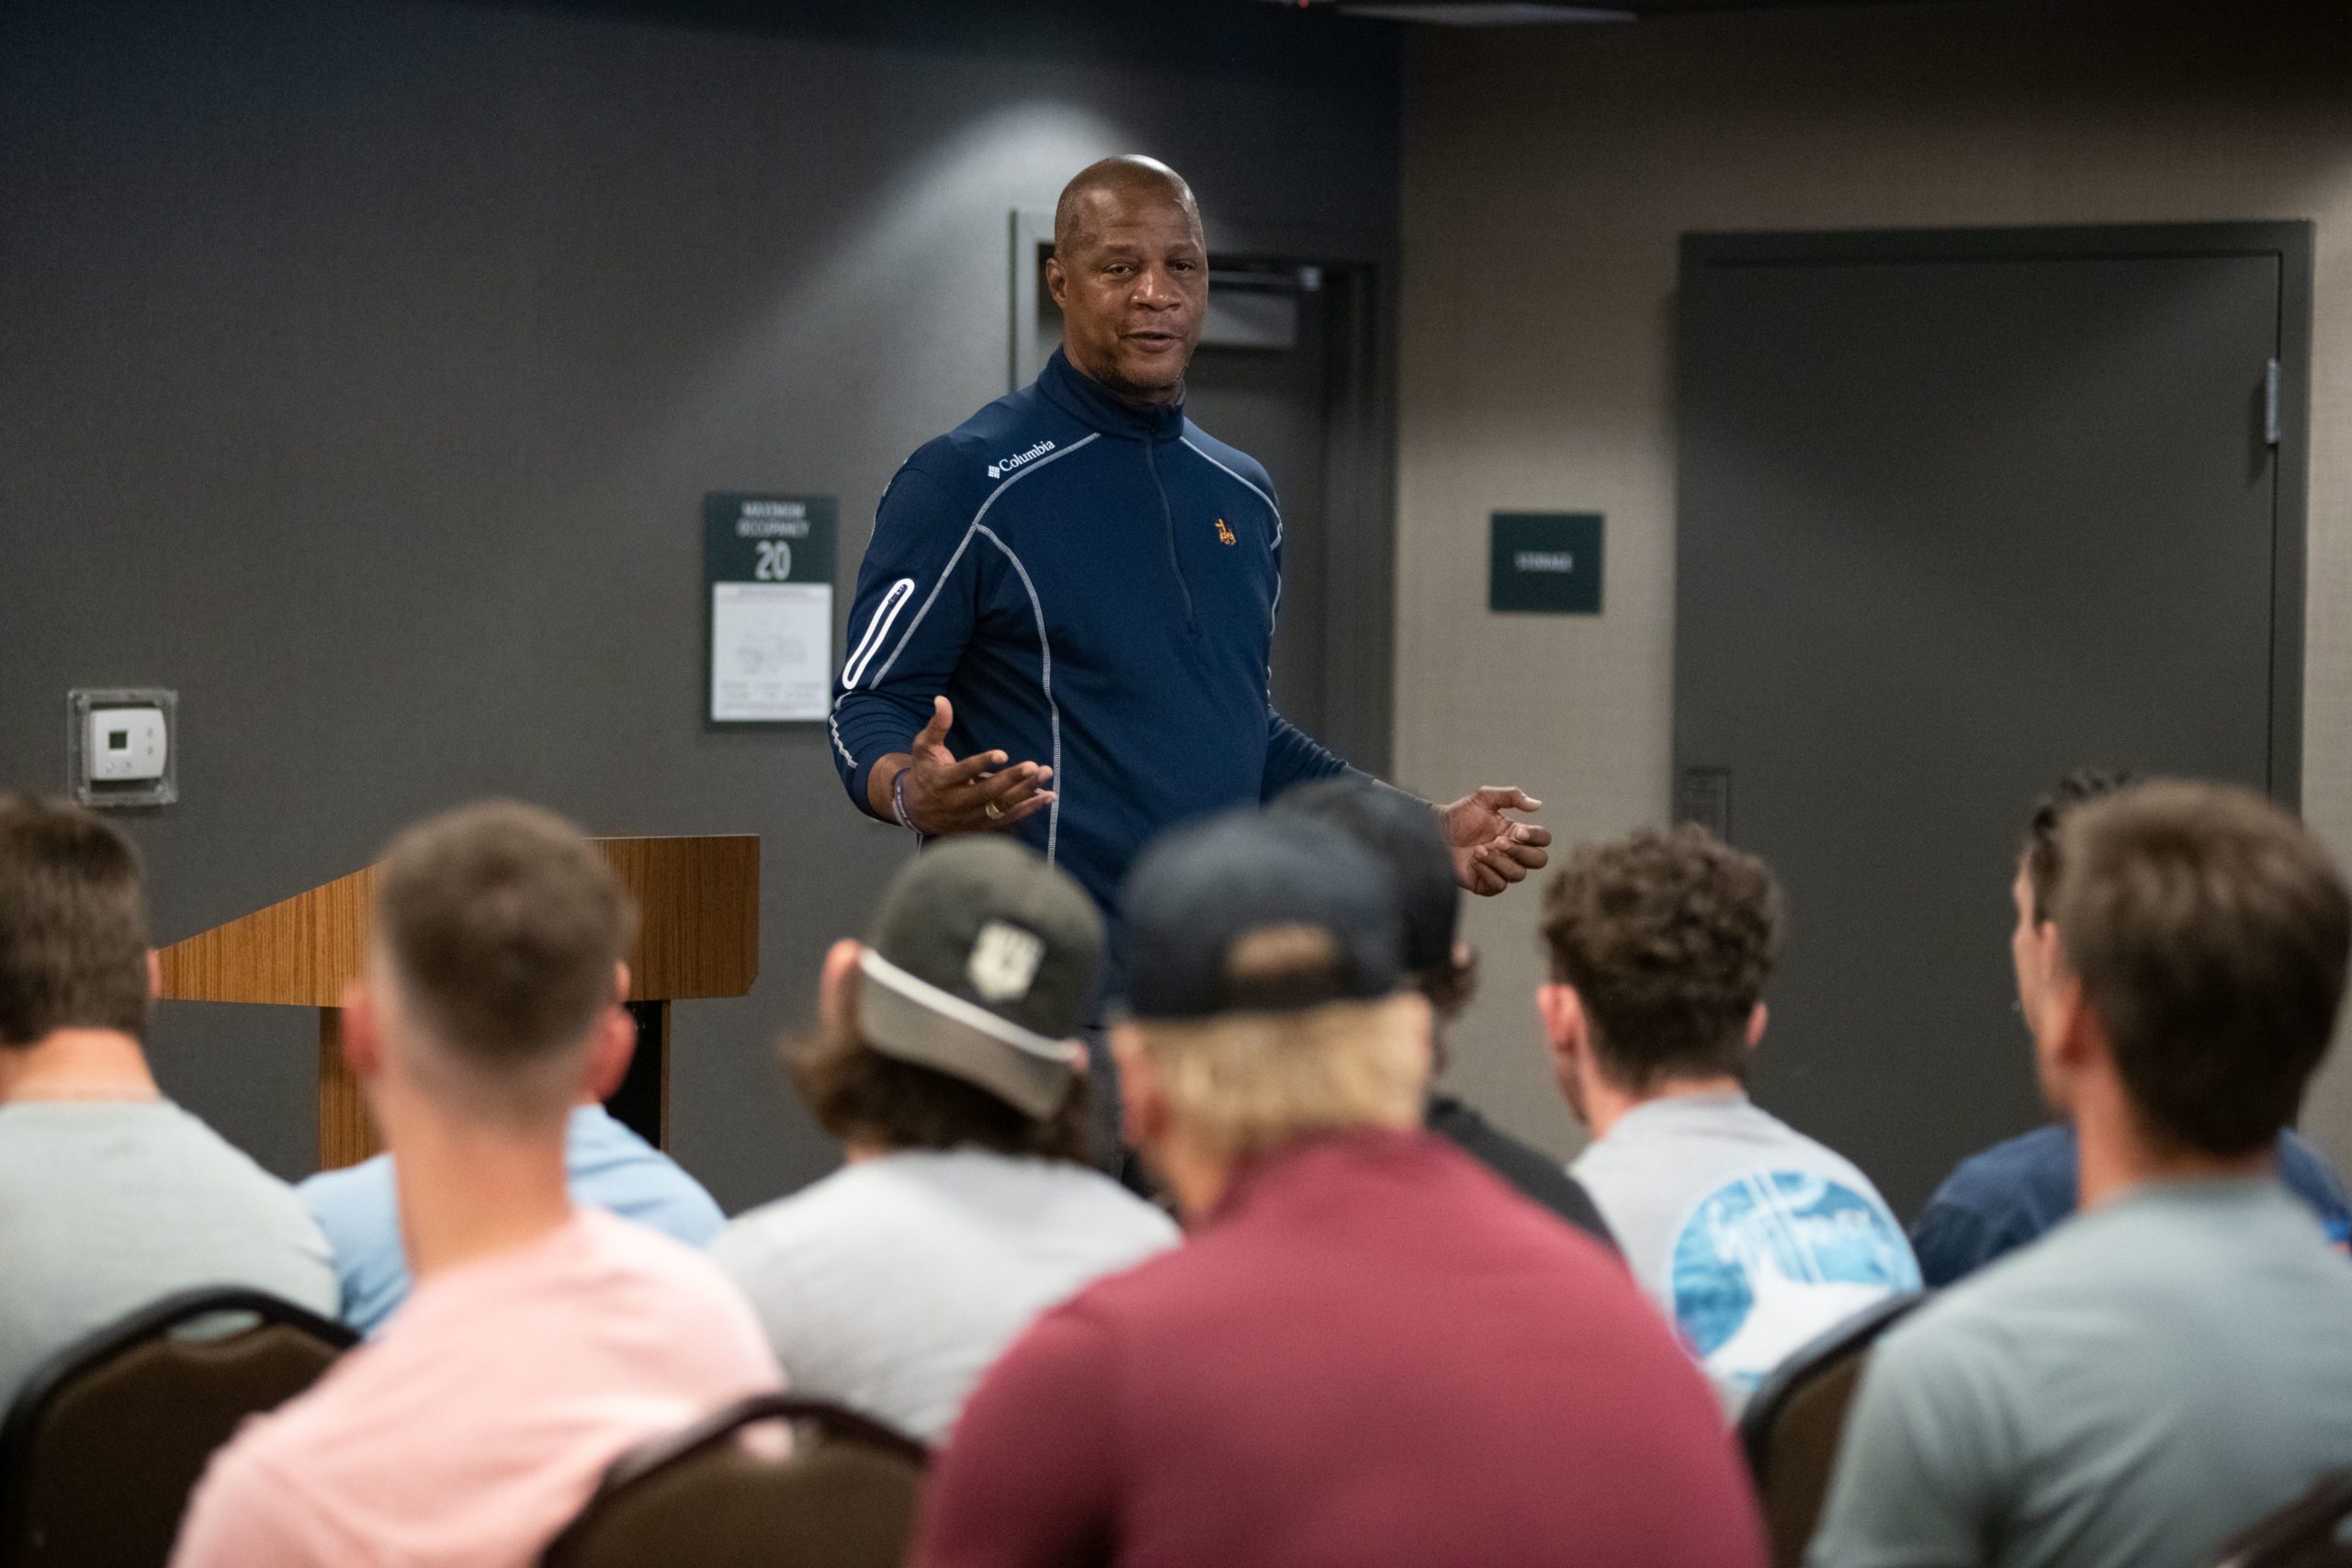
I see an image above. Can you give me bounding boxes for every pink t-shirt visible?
[172,1207,782,1568]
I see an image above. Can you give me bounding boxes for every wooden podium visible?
[154,835,758,1170]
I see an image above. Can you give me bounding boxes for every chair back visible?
[542,1394,927,1568]
[1738,1291,1925,1568]
[2211,1469,2352,1568]
[0,1287,356,1568]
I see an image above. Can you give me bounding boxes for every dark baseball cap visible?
[1117,809,1404,1021]
[858,838,1102,1119]
[1270,778,1457,976]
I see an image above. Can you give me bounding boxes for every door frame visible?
[1011,208,1398,778]
[1678,220,2314,806]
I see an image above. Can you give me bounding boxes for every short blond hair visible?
[1126,991,1430,1161]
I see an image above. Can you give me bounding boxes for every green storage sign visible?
[1489,512,1602,615]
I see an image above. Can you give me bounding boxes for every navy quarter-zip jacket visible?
[831,349,1351,916]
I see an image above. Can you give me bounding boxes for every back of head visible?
[1270,779,1465,1012]
[1539,824,1781,1091]
[794,837,1103,1164]
[0,795,150,1048]
[1118,810,1423,1160]
[373,801,636,1123]
[2052,780,2350,1157]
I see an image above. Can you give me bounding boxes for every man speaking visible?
[829,155,1548,928]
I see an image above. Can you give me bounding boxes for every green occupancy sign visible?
[1489,512,1603,615]
[705,493,838,724]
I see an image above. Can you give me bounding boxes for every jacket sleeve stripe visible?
[841,576,915,690]
[865,433,1101,694]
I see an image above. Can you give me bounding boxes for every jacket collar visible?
[1038,346,1187,442]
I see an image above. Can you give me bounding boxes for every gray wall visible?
[1397,0,2352,1177]
[0,0,1399,1209]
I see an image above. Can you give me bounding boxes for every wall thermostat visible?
[67,689,178,808]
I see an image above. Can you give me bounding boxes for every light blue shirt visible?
[299,1105,726,1334]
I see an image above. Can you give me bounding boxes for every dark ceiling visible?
[1269,0,1964,17]
[1562,0,1951,12]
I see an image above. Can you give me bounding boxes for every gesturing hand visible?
[883,696,1056,836]
[1438,787,1551,897]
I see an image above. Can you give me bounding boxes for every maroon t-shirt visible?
[913,1127,1767,1568]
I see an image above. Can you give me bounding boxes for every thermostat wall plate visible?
[67,689,178,808]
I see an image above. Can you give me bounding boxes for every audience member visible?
[173,803,779,1568]
[1539,824,1918,1411]
[1810,781,2352,1568]
[914,810,1765,1568]
[0,795,334,1411]
[715,838,1176,1444]
[1910,769,2352,1285]
[301,1094,724,1334]
[1272,777,1615,1247]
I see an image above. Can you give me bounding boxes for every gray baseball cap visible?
[857,837,1103,1119]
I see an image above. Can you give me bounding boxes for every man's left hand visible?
[1438,787,1551,897]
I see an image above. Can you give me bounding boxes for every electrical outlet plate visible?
[67,689,177,808]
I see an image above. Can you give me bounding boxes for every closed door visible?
[1674,224,2308,1215]
[1183,274,1334,738]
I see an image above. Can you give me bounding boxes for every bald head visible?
[1046,157,1208,405]
[1055,156,1204,261]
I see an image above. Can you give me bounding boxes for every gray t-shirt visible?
[712,1148,1179,1443]
[0,1100,337,1409]
[1571,1090,1919,1411]
[1811,1178,2352,1568]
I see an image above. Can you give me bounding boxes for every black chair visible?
[0,1286,356,1567]
[2210,1469,2352,1568]
[543,1394,928,1568]
[1738,1291,1926,1568]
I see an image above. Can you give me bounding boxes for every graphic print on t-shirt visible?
[1668,1169,1919,1396]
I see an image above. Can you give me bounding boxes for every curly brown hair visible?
[1538,824,1781,1089]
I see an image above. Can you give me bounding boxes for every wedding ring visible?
[984,801,1004,821]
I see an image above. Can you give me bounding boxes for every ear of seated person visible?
[1537,825,1920,1415]
[1908,769,2352,1288]
[1271,778,1617,1250]
[1809,781,2352,1568]
[0,795,336,1414]
[911,809,1767,1568]
[711,838,1178,1446]
[169,802,780,1568]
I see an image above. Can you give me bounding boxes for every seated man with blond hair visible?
[914,808,1764,1568]
[174,803,779,1568]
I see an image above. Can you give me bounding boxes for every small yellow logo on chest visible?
[1215,517,1237,546]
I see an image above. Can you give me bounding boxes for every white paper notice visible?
[710,581,833,722]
